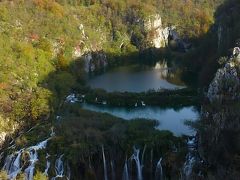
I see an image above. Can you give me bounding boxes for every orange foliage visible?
[0,82,8,90]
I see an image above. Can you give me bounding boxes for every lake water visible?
[80,103,198,136]
[85,61,198,136]
[87,62,185,92]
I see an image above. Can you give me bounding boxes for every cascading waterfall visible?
[44,154,51,176]
[2,130,54,180]
[24,150,38,180]
[55,154,64,177]
[25,138,49,180]
[122,159,129,180]
[183,137,197,179]
[102,145,108,180]
[131,147,143,180]
[44,160,50,176]
[3,149,23,179]
[155,158,163,180]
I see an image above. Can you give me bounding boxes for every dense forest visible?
[0,0,224,138]
[0,0,240,179]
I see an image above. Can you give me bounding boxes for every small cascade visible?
[122,159,129,180]
[131,147,143,180]
[102,145,108,180]
[24,150,38,180]
[2,130,53,179]
[25,138,50,180]
[155,158,163,180]
[55,154,64,177]
[44,160,50,176]
[4,150,23,179]
[44,154,51,176]
[183,137,197,179]
[2,154,14,172]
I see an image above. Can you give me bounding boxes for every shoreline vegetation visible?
[77,87,200,108]
[1,0,240,179]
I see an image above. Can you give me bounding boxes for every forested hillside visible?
[1,0,240,179]
[0,0,224,141]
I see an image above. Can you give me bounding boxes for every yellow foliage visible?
[33,0,64,17]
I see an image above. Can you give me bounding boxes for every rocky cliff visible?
[72,14,174,73]
[198,47,240,179]
[144,14,170,48]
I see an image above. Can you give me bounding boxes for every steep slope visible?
[198,47,240,179]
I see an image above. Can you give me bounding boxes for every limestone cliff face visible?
[199,48,240,179]
[82,51,107,73]
[207,54,240,103]
[72,24,108,73]
[144,14,170,48]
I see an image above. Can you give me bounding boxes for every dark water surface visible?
[87,63,185,92]
[81,103,198,136]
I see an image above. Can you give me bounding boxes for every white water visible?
[44,160,51,176]
[155,158,163,180]
[4,150,23,179]
[122,159,129,180]
[183,137,197,179]
[44,154,51,176]
[55,154,64,178]
[102,145,108,180]
[2,131,53,180]
[131,147,143,180]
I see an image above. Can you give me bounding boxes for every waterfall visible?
[4,150,23,179]
[141,145,147,168]
[122,159,129,180]
[44,160,50,176]
[2,130,53,179]
[25,138,50,180]
[24,150,38,180]
[44,154,51,176]
[155,158,163,180]
[102,145,108,180]
[131,147,143,180]
[183,137,197,179]
[55,154,64,177]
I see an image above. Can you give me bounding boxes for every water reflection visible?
[87,62,185,92]
[80,103,199,136]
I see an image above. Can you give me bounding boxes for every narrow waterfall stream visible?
[53,154,65,179]
[102,145,108,180]
[122,159,129,180]
[155,158,163,180]
[131,147,143,180]
[182,136,200,179]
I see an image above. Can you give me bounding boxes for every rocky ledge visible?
[207,47,240,103]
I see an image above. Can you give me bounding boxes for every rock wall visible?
[144,14,170,48]
[198,47,240,179]
[82,51,107,73]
